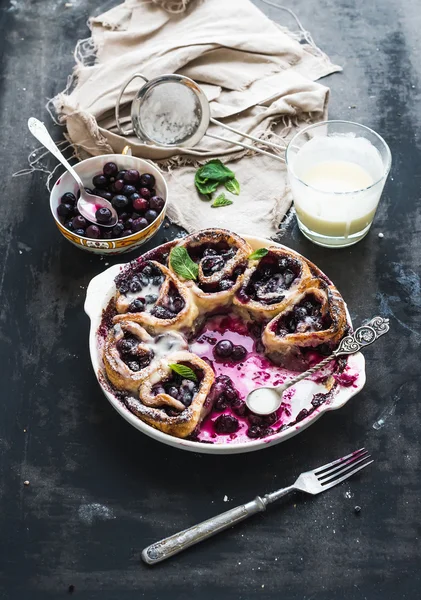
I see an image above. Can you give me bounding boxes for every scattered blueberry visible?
[61,192,76,205]
[213,339,233,359]
[214,414,239,434]
[103,162,118,177]
[92,174,108,189]
[132,217,148,232]
[145,209,158,223]
[86,225,101,239]
[140,173,155,189]
[112,194,129,210]
[133,197,149,212]
[57,203,73,219]
[122,184,137,197]
[231,345,247,362]
[150,196,165,211]
[145,294,158,304]
[95,207,112,224]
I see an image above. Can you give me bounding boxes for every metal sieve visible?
[116,73,285,161]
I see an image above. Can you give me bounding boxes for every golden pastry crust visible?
[262,279,348,370]
[169,228,252,312]
[233,246,313,321]
[125,351,215,438]
[114,261,199,335]
[103,321,155,393]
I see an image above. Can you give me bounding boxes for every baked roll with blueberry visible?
[114,260,199,334]
[234,247,313,321]
[124,351,215,438]
[169,228,251,311]
[262,280,347,371]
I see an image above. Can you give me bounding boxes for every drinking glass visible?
[286,121,391,248]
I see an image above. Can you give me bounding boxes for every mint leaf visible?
[249,248,269,260]
[224,178,240,195]
[169,363,198,382]
[194,175,219,197]
[211,193,234,208]
[169,247,199,280]
[196,159,235,184]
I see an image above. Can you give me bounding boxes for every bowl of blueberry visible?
[50,154,168,254]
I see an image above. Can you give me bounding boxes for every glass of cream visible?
[286,121,391,248]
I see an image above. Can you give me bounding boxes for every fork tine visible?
[319,454,371,483]
[318,450,369,480]
[321,459,373,490]
[313,448,366,475]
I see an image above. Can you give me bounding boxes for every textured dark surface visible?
[0,0,420,598]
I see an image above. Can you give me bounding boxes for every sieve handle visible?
[116,73,149,136]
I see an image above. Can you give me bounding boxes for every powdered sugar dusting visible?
[78,503,115,525]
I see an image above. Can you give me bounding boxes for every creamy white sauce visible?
[246,388,281,415]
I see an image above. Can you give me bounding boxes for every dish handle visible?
[84,265,122,319]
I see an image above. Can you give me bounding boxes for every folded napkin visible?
[53,0,341,239]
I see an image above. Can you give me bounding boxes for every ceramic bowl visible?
[84,235,366,454]
[50,154,168,255]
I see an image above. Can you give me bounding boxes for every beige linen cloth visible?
[53,0,341,239]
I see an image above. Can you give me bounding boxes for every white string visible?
[259,0,329,60]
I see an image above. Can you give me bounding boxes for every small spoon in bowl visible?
[245,316,390,416]
[28,118,118,228]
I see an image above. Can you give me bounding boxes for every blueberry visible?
[116,170,127,180]
[86,225,101,239]
[95,207,112,224]
[129,277,142,293]
[224,387,238,401]
[247,425,263,439]
[213,339,233,359]
[214,414,239,434]
[72,215,87,229]
[65,221,74,231]
[132,217,148,232]
[154,385,166,396]
[124,169,140,184]
[202,256,224,275]
[133,198,149,212]
[180,391,193,407]
[145,294,158,304]
[112,223,125,237]
[216,374,232,385]
[103,162,118,177]
[125,218,134,230]
[219,279,234,291]
[118,212,130,223]
[74,228,86,236]
[128,361,140,372]
[94,189,113,202]
[102,230,114,239]
[214,397,229,412]
[61,192,76,205]
[129,299,145,312]
[112,179,125,193]
[122,184,137,197]
[295,306,308,320]
[57,203,73,219]
[151,306,175,319]
[92,174,108,189]
[231,345,247,362]
[232,400,248,417]
[112,195,129,210]
[149,196,165,211]
[124,230,133,237]
[143,265,153,276]
[130,192,141,202]
[139,173,155,189]
[167,386,180,399]
[145,210,158,224]
[284,270,296,287]
[170,296,184,313]
[152,274,164,286]
[117,338,137,354]
[203,247,218,257]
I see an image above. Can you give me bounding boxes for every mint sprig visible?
[224,178,240,195]
[249,248,269,260]
[194,159,239,200]
[169,247,199,281]
[169,363,198,382]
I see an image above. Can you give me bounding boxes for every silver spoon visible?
[245,316,390,415]
[27,118,118,227]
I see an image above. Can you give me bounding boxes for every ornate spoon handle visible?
[280,316,390,390]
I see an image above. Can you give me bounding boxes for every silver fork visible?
[142,448,372,565]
